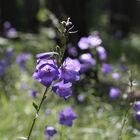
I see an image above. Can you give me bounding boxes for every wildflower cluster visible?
[3,21,17,38]
[32,54,81,99]
[27,18,78,140]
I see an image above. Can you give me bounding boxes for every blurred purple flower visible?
[52,81,72,100]
[134,101,140,112]
[109,87,121,100]
[59,57,81,83]
[16,53,31,71]
[80,53,96,66]
[119,64,128,71]
[67,46,78,57]
[96,46,107,60]
[29,89,38,98]
[33,59,59,87]
[59,107,77,126]
[3,21,11,29]
[45,109,51,115]
[135,111,140,123]
[21,83,28,90]
[88,34,102,47]
[80,63,92,73]
[77,94,85,102]
[44,126,57,138]
[112,72,121,81]
[5,28,17,38]
[0,59,9,75]
[0,47,13,76]
[5,47,13,58]
[78,37,89,50]
[102,63,112,75]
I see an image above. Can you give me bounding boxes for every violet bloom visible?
[59,57,81,83]
[112,72,121,81]
[102,63,112,75]
[67,46,78,57]
[3,21,11,29]
[29,89,38,98]
[79,53,96,73]
[5,28,17,38]
[21,83,28,90]
[119,64,128,71]
[33,59,59,87]
[134,101,140,112]
[88,34,102,47]
[78,37,89,50]
[80,63,92,73]
[77,94,85,102]
[16,53,31,71]
[52,81,72,100]
[5,47,13,59]
[109,87,121,100]
[80,53,96,66]
[135,111,140,123]
[96,46,107,60]
[0,59,9,75]
[59,107,77,126]
[44,126,57,138]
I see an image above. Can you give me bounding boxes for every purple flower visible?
[78,37,89,50]
[135,111,140,123]
[78,34,102,50]
[109,87,121,100]
[77,94,85,102]
[0,59,9,75]
[102,63,112,75]
[88,34,102,47]
[44,126,57,138]
[59,57,81,83]
[5,28,17,38]
[29,89,38,98]
[59,107,77,126]
[96,46,107,60]
[112,72,121,81]
[16,53,31,71]
[52,81,72,100]
[80,53,96,66]
[80,63,92,73]
[5,47,13,58]
[21,83,28,90]
[67,46,78,57]
[119,64,128,71]
[32,59,59,87]
[134,101,140,112]
[3,21,11,29]
[36,52,58,59]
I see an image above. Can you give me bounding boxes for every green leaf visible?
[32,102,38,111]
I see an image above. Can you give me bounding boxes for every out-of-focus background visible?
[1,0,140,140]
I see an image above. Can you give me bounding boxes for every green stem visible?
[118,71,133,140]
[118,106,130,140]
[60,125,64,140]
[27,87,48,140]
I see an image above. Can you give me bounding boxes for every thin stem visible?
[118,106,130,140]
[27,87,48,140]
[118,71,133,140]
[59,125,64,140]
[61,36,67,63]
